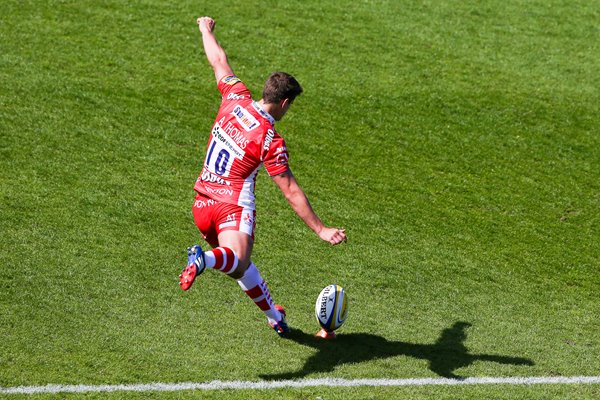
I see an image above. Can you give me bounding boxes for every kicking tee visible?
[194,75,290,211]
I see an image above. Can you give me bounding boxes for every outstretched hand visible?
[319,227,347,246]
[197,16,215,34]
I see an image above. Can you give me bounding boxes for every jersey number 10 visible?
[206,140,231,176]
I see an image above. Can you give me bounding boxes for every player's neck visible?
[257,99,280,122]
[257,99,274,115]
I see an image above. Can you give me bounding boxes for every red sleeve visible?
[263,132,290,176]
[217,75,252,100]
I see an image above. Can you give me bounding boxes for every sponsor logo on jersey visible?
[275,152,289,166]
[205,186,234,197]
[263,129,275,150]
[201,169,231,186]
[252,101,275,125]
[219,213,238,230]
[217,117,249,150]
[222,75,241,86]
[193,197,217,209]
[232,105,260,132]
[213,120,246,157]
[226,213,236,222]
[227,93,246,100]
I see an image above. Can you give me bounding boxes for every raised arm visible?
[272,170,347,245]
[197,16,234,82]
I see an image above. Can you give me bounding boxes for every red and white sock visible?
[237,263,282,324]
[203,247,238,275]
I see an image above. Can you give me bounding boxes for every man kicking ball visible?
[180,16,347,337]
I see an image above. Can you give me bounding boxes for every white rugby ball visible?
[315,284,348,331]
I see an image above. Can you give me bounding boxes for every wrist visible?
[315,223,325,236]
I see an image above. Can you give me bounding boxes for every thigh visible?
[213,202,256,241]
[192,194,220,247]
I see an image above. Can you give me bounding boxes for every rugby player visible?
[179,16,347,336]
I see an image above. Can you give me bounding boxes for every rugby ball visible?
[315,284,348,331]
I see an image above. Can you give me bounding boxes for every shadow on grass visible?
[260,322,534,380]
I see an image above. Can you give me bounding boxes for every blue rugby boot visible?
[269,304,290,337]
[179,245,206,291]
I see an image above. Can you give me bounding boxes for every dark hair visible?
[262,72,303,104]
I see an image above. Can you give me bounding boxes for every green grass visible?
[1,0,599,398]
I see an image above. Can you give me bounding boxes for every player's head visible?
[262,72,303,120]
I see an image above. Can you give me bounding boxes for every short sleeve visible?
[263,132,289,176]
[217,75,252,100]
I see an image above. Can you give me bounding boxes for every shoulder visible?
[217,75,252,99]
[264,129,288,160]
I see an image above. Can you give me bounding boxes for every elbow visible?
[210,51,229,71]
[283,189,295,204]
[285,187,304,207]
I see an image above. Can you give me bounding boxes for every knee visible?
[230,257,251,280]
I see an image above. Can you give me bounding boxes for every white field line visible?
[1,376,600,395]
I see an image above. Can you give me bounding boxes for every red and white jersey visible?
[194,75,289,210]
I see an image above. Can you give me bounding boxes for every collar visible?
[252,101,275,125]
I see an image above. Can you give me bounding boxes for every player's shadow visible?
[260,322,534,380]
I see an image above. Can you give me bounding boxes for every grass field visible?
[1,0,599,398]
